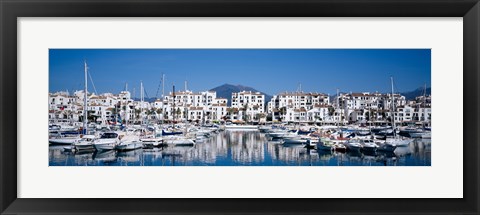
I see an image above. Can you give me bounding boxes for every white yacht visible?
[93,132,121,151]
[141,137,163,147]
[345,140,363,151]
[49,136,81,145]
[360,139,379,151]
[116,134,143,151]
[73,135,96,151]
[283,135,310,145]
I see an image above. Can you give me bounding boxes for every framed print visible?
[1,0,479,214]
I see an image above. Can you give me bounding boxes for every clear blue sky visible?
[49,49,431,97]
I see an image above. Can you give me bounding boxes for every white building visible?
[231,91,266,122]
[160,90,229,122]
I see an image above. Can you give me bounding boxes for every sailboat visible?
[379,77,412,151]
[54,61,89,148]
[417,84,431,139]
[116,81,146,151]
[163,84,195,146]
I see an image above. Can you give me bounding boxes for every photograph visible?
[48,49,431,166]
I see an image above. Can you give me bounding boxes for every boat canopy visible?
[100,133,119,139]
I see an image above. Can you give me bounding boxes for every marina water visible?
[49,131,431,166]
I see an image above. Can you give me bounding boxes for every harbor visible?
[49,49,432,166]
[49,128,431,166]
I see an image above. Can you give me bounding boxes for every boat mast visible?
[184,80,188,123]
[423,83,427,125]
[172,85,176,123]
[83,60,88,135]
[140,81,144,125]
[162,74,165,99]
[161,73,165,124]
[125,82,128,127]
[390,76,396,137]
[184,81,188,135]
[336,88,339,126]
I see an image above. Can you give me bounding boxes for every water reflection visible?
[49,131,431,166]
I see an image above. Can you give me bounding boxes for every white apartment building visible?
[160,90,229,122]
[306,105,332,123]
[231,91,266,122]
[268,91,330,113]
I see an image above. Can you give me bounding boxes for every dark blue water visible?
[49,131,431,166]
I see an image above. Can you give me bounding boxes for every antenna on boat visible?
[140,81,144,125]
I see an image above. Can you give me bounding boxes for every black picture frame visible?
[1,0,478,214]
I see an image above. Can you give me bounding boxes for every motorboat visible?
[49,135,81,145]
[73,135,96,151]
[162,129,184,136]
[376,137,411,153]
[345,140,363,151]
[377,142,397,152]
[384,137,412,147]
[399,127,424,138]
[355,128,371,136]
[333,143,347,152]
[360,139,378,151]
[116,135,143,151]
[93,132,121,151]
[116,141,143,151]
[267,130,290,139]
[141,137,163,147]
[283,135,309,145]
[316,141,334,151]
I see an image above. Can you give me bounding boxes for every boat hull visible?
[75,144,95,151]
[49,138,80,145]
[283,138,308,144]
[94,143,117,151]
[316,143,333,151]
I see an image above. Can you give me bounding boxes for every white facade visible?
[48,87,431,125]
[230,91,265,122]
